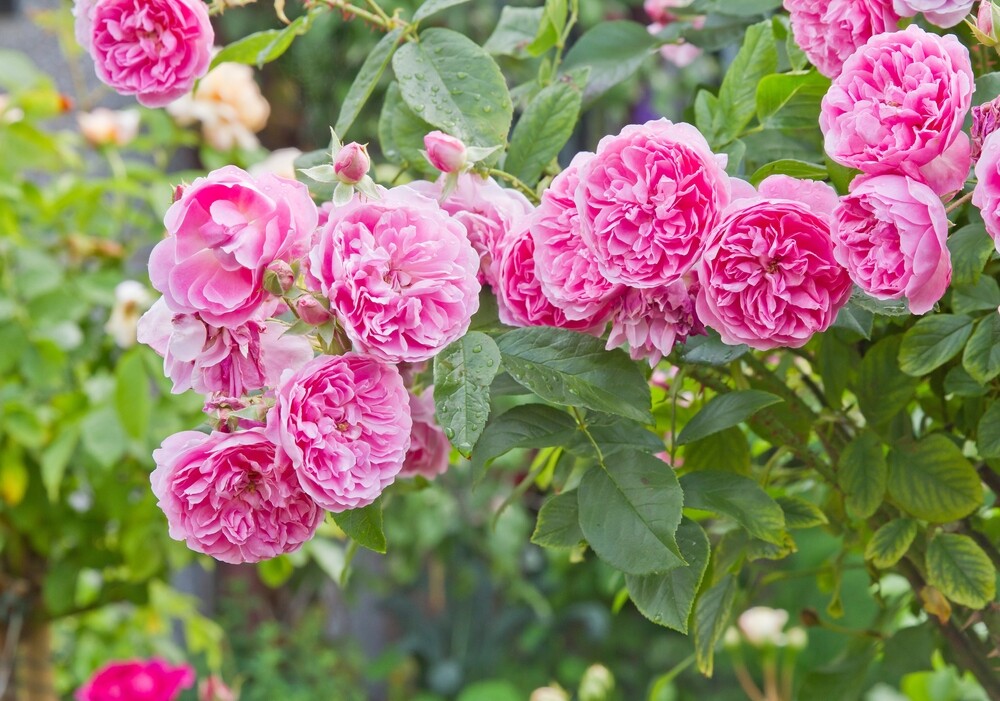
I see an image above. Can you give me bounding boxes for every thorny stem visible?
[486,168,541,204]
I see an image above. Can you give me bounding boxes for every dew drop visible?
[486,359,495,367]
[483,106,492,114]
[456,72,468,80]
[444,427,455,439]
[472,344,483,353]
[416,72,426,80]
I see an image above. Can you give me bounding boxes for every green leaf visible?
[777,495,828,529]
[433,332,501,457]
[857,336,918,427]
[332,499,387,553]
[577,451,685,575]
[392,28,513,153]
[887,435,983,523]
[412,0,471,22]
[748,159,827,187]
[114,348,151,440]
[257,556,294,588]
[41,425,79,502]
[305,538,347,584]
[898,314,974,377]
[694,89,723,146]
[525,0,567,56]
[676,390,783,445]
[977,401,1000,458]
[43,561,78,617]
[832,301,873,339]
[679,470,786,544]
[693,575,738,677]
[560,21,660,102]
[838,430,887,520]
[81,405,127,469]
[211,11,317,69]
[678,331,748,366]
[496,327,652,424]
[471,404,577,479]
[379,82,438,175]
[531,491,584,548]
[947,224,994,286]
[504,78,583,187]
[953,277,1000,317]
[717,20,778,142]
[944,366,988,397]
[682,426,751,475]
[756,70,829,129]
[456,681,521,701]
[334,28,405,139]
[484,7,544,57]
[963,313,1000,384]
[625,520,710,633]
[925,533,996,609]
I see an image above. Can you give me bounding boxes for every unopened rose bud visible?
[262,260,295,296]
[737,606,789,647]
[199,675,237,701]
[785,627,808,650]
[529,688,570,701]
[333,142,370,184]
[77,108,140,147]
[578,664,614,701]
[295,295,332,325]
[972,97,1000,162]
[424,130,468,173]
[173,183,187,203]
[979,0,996,37]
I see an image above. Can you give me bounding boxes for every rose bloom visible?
[756,174,840,220]
[833,174,950,315]
[607,280,704,367]
[167,62,270,151]
[149,165,317,327]
[697,199,852,350]
[105,279,152,348]
[137,297,314,396]
[737,607,790,647]
[409,174,533,286]
[78,108,140,147]
[893,0,976,26]
[269,353,412,512]
[399,387,450,480]
[820,26,973,196]
[973,130,1000,247]
[576,119,730,288]
[308,186,480,363]
[529,153,622,322]
[77,658,194,701]
[784,0,899,78]
[83,0,214,108]
[152,428,323,563]
[644,0,694,23]
[972,97,1000,163]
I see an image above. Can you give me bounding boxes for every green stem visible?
[486,168,540,204]
[313,0,400,31]
[945,190,974,214]
[570,407,606,467]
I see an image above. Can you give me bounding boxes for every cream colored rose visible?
[106,280,152,348]
[167,62,270,151]
[77,108,140,147]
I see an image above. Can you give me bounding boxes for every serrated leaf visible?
[682,426,751,475]
[832,302,873,339]
[951,277,1000,315]
[865,518,917,568]
[577,451,685,575]
[334,28,404,139]
[379,82,438,176]
[531,491,583,548]
[471,404,577,479]
[693,575,738,677]
[777,495,828,529]
[677,390,783,445]
[756,70,829,130]
[433,332,500,457]
[857,336,918,427]
[626,520,710,633]
[483,7,544,57]
[332,499,386,553]
[678,331,749,365]
[887,435,983,523]
[838,430,887,520]
[963,313,1000,384]
[717,20,778,141]
[559,21,660,102]
[898,315,974,377]
[505,78,582,186]
[947,224,994,286]
[925,533,996,609]
[748,159,827,187]
[680,470,786,544]
[210,10,317,69]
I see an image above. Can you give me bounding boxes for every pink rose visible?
[972,97,1000,163]
[269,353,412,512]
[697,200,852,350]
[756,175,840,220]
[199,675,236,701]
[409,174,533,285]
[783,0,899,78]
[334,142,371,184]
[973,130,1000,247]
[423,130,468,173]
[893,0,976,26]
[152,428,322,563]
[399,387,450,480]
[86,0,214,108]
[979,0,996,36]
[607,280,705,367]
[529,153,623,322]
[644,0,693,23]
[576,119,730,288]
[308,186,481,363]
[137,298,314,397]
[149,166,317,328]
[77,658,194,701]
[833,175,950,315]
[820,26,973,195]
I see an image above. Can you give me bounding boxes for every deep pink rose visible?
[150,166,317,327]
[399,387,450,480]
[576,119,730,288]
[308,186,481,363]
[607,280,704,367]
[137,298,313,397]
[973,130,1000,247]
[972,97,1000,163]
[152,428,323,563]
[269,353,411,512]
[784,0,899,78]
[756,175,840,220]
[77,658,194,701]
[697,200,852,350]
[893,0,975,26]
[409,174,533,286]
[820,26,973,195]
[86,0,214,108]
[833,175,950,315]
[529,153,623,322]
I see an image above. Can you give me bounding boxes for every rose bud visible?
[262,260,295,296]
[295,295,333,326]
[333,142,370,184]
[423,130,468,173]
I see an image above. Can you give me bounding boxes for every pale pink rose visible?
[783,0,899,78]
[78,108,140,147]
[644,0,693,23]
[893,0,976,26]
[529,153,623,322]
[494,221,606,332]
[399,387,450,480]
[576,119,730,288]
[149,165,317,327]
[269,353,411,512]
[424,130,468,173]
[973,130,1000,247]
[77,658,194,701]
[294,295,333,326]
[308,186,481,363]
[820,26,973,195]
[73,0,99,53]
[86,0,214,108]
[697,200,852,350]
[833,174,950,315]
[738,607,790,647]
[409,174,533,285]
[199,675,236,701]
[648,16,705,68]
[607,280,704,366]
[756,175,840,220]
[972,97,1000,162]
[979,0,996,36]
[137,298,314,397]
[334,142,370,184]
[152,428,322,563]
